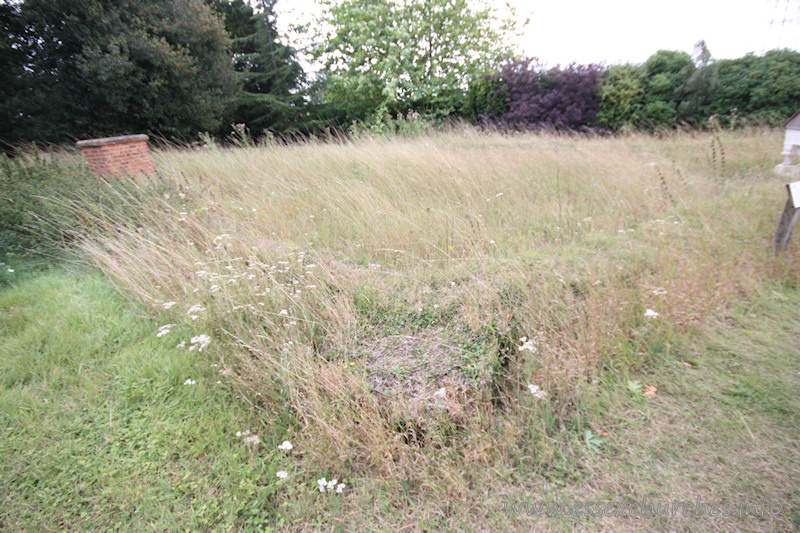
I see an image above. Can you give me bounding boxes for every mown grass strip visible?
[0,265,288,531]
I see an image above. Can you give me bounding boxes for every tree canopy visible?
[5,0,239,143]
[312,0,519,122]
[3,0,800,144]
[208,0,308,135]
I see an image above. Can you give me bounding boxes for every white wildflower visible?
[183,379,196,386]
[7,268,14,273]
[157,324,176,337]
[189,334,211,351]
[278,441,293,451]
[176,341,186,348]
[528,384,546,399]
[315,477,344,493]
[278,309,288,316]
[243,434,261,445]
[644,309,660,319]
[518,337,537,352]
[276,471,288,479]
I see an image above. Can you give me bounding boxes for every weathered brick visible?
[76,134,156,178]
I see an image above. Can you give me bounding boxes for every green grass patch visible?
[574,287,800,531]
[0,265,293,531]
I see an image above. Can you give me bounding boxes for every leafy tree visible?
[708,54,760,123]
[207,0,257,40]
[207,0,309,135]
[597,64,646,131]
[6,0,238,143]
[313,0,518,124]
[677,41,718,124]
[462,76,507,123]
[747,49,800,123]
[709,49,800,125]
[0,2,27,144]
[641,50,695,129]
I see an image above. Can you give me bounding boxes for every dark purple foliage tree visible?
[493,58,604,131]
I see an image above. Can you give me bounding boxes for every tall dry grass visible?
[66,127,800,502]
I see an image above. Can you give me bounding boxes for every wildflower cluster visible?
[316,478,346,493]
[157,324,176,337]
[235,430,261,445]
[189,334,211,351]
[528,384,547,399]
[517,332,545,353]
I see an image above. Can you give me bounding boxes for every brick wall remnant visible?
[76,134,156,177]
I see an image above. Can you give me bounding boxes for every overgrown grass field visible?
[1,128,799,530]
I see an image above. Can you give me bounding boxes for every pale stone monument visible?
[775,111,800,177]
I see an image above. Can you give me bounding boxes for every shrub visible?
[597,64,646,131]
[498,59,604,130]
[462,76,508,123]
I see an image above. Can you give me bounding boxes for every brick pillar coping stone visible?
[76,134,149,147]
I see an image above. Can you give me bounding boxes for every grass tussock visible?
[39,127,800,522]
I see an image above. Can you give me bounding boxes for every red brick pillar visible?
[76,134,156,177]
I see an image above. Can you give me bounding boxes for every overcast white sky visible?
[275,0,800,69]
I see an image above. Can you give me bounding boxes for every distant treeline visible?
[2,0,800,147]
[463,46,800,132]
